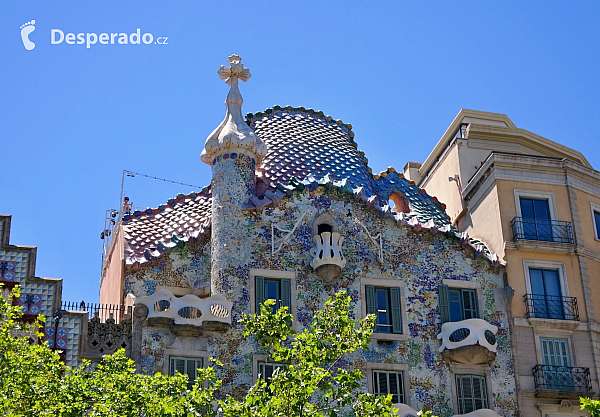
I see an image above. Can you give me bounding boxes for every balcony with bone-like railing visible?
[394,404,502,417]
[135,289,232,330]
[437,318,498,364]
[309,231,346,281]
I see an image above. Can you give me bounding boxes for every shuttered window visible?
[258,361,287,393]
[169,357,203,389]
[439,285,478,324]
[372,370,405,404]
[456,375,488,414]
[541,338,572,390]
[365,286,402,334]
[255,277,291,314]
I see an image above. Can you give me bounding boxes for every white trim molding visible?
[513,189,558,221]
[522,259,569,299]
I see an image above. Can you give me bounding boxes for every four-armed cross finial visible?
[217,54,251,85]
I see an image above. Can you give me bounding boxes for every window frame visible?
[250,269,297,328]
[360,277,408,341]
[168,356,205,389]
[366,362,410,407]
[372,369,405,404]
[523,260,569,300]
[590,201,600,241]
[455,374,489,414]
[252,354,289,386]
[514,189,558,222]
[440,279,484,324]
[449,363,493,415]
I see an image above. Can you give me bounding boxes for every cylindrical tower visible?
[200,55,267,299]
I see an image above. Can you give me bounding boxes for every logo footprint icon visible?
[20,20,36,50]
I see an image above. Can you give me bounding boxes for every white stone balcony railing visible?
[135,289,232,327]
[437,318,498,353]
[454,410,501,417]
[310,232,346,281]
[394,405,501,417]
[394,404,418,417]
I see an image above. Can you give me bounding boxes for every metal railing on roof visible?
[511,217,573,244]
[61,301,130,324]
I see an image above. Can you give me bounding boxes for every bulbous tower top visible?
[201,55,267,165]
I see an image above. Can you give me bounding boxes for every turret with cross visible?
[201,55,266,300]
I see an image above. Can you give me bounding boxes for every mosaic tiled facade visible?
[99,56,518,416]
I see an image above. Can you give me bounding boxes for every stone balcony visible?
[437,318,498,365]
[310,231,346,281]
[454,410,502,417]
[394,405,501,417]
[135,289,232,333]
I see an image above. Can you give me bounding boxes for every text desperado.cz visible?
[51,29,167,48]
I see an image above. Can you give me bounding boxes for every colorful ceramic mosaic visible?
[128,188,517,416]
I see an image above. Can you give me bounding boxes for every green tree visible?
[581,397,600,416]
[220,291,397,417]
[1,286,418,416]
[0,285,218,416]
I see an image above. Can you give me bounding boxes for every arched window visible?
[388,193,410,213]
[312,213,338,236]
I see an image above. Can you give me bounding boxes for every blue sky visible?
[1,1,599,304]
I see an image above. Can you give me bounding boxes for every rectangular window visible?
[372,370,405,404]
[456,375,488,414]
[540,338,572,390]
[529,268,564,319]
[258,361,287,393]
[365,286,402,333]
[519,197,553,241]
[439,285,478,324]
[169,357,203,389]
[594,211,600,239]
[255,276,291,314]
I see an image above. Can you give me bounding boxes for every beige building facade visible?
[410,109,600,416]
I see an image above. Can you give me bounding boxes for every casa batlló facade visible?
[97,55,517,417]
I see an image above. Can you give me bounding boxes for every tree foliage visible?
[0,286,402,416]
[222,292,397,417]
[581,397,600,416]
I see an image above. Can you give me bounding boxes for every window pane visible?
[542,270,561,297]
[529,269,545,295]
[461,289,478,319]
[388,372,399,403]
[375,288,391,332]
[265,280,280,313]
[595,212,600,239]
[533,199,551,220]
[520,198,536,219]
[449,290,462,322]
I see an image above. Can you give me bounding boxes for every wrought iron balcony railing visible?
[524,294,579,321]
[533,364,592,392]
[511,217,573,244]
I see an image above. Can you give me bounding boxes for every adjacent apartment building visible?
[408,109,600,416]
